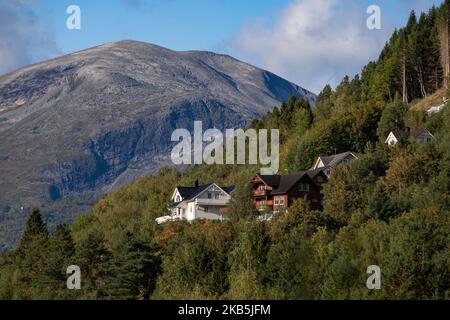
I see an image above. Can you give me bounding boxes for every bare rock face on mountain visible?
[0,40,315,250]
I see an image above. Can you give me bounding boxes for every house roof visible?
[390,128,433,140]
[307,168,326,179]
[390,130,408,140]
[222,185,236,194]
[257,174,281,187]
[317,151,356,168]
[176,186,201,198]
[271,172,308,195]
[175,183,235,202]
[254,169,325,196]
[409,129,434,139]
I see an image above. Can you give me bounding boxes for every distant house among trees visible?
[250,169,327,212]
[385,128,434,146]
[427,97,448,115]
[156,181,235,224]
[311,151,358,177]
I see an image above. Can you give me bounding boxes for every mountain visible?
[0,40,315,250]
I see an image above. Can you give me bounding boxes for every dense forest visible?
[0,3,449,299]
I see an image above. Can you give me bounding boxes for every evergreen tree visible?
[35,225,76,299]
[376,101,409,140]
[227,183,259,222]
[365,181,396,221]
[104,232,159,300]
[74,232,111,299]
[14,208,49,299]
[19,208,48,252]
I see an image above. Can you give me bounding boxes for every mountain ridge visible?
[0,40,315,250]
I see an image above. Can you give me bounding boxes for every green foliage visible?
[104,232,160,300]
[153,221,234,299]
[365,181,396,221]
[377,101,409,140]
[73,232,112,299]
[1,3,449,301]
[227,183,259,223]
[34,225,76,299]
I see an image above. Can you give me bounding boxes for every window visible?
[299,183,310,192]
[207,193,212,199]
[215,193,219,199]
[204,207,209,213]
[261,200,267,206]
[275,197,285,206]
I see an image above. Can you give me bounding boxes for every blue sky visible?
[0,0,444,93]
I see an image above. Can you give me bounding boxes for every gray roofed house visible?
[385,128,434,146]
[156,181,235,224]
[311,151,358,177]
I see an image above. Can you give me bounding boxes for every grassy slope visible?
[411,88,447,111]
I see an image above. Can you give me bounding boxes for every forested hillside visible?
[0,3,449,300]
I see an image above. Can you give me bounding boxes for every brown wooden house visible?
[251,174,280,211]
[251,169,327,212]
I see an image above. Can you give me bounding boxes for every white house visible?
[385,128,433,146]
[156,182,235,224]
[311,151,358,177]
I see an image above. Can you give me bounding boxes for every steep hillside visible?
[0,40,315,250]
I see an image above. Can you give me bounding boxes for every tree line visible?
[0,2,449,300]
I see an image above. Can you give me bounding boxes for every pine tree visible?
[19,208,48,252]
[438,0,450,89]
[36,225,76,299]
[227,183,259,222]
[400,30,409,103]
[15,208,49,299]
[104,232,159,300]
[74,232,111,299]
[376,101,409,140]
[365,182,395,221]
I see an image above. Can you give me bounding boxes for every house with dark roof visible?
[311,151,358,177]
[385,128,433,146]
[156,181,235,224]
[250,170,327,212]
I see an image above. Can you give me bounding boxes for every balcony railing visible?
[195,198,229,206]
[195,208,228,221]
[253,189,269,196]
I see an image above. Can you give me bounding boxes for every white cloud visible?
[0,1,59,76]
[232,0,393,93]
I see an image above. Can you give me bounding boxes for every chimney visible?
[194,180,199,188]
